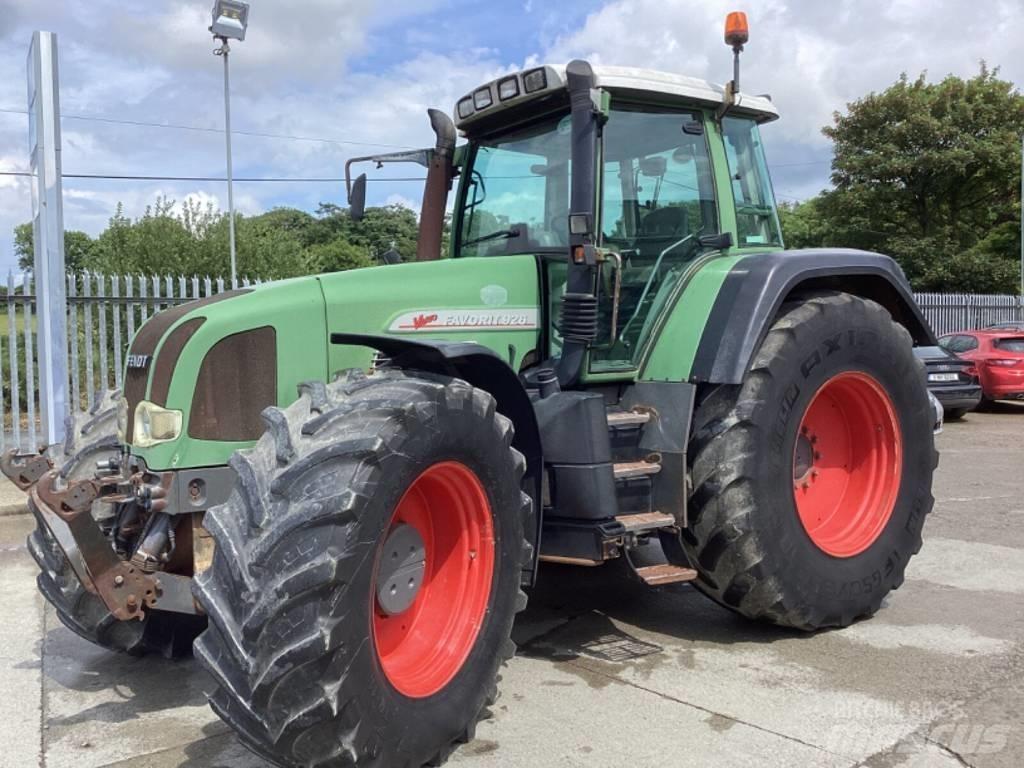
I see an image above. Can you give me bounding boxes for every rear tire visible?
[683,292,936,630]
[193,369,532,767]
[28,388,204,658]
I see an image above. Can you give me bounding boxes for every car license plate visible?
[929,373,959,382]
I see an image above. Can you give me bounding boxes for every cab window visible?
[600,107,717,254]
[722,117,783,247]
[457,114,571,257]
[590,106,718,370]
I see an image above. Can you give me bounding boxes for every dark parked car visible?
[985,321,1024,332]
[914,345,982,419]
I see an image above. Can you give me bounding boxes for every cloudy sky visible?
[0,0,1021,272]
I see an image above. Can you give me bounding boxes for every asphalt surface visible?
[1,403,1022,768]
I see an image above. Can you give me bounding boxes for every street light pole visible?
[209,0,248,289]
[215,38,237,289]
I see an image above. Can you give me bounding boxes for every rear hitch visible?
[1,449,54,491]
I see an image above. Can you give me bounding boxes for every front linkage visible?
[1,449,54,491]
[5,451,201,622]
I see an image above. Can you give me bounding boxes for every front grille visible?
[189,326,277,441]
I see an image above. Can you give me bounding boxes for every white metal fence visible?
[2,277,1023,452]
[913,292,1024,336]
[1,272,257,452]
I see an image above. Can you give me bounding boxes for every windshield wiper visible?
[462,228,520,248]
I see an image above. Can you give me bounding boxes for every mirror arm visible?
[344,149,431,202]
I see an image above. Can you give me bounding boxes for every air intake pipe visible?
[416,109,457,261]
[555,60,601,387]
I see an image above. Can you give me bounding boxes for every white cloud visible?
[385,192,419,212]
[547,0,1024,199]
[552,0,1024,144]
[0,0,1022,269]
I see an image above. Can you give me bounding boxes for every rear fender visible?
[645,249,936,385]
[331,333,542,585]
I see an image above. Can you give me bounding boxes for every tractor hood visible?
[126,254,540,471]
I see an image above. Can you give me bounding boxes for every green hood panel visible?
[321,255,541,376]
[135,277,329,470]
[132,255,540,470]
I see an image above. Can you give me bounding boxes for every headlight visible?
[116,397,128,442]
[133,400,183,448]
[473,87,493,110]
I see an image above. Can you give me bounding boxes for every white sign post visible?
[28,31,68,447]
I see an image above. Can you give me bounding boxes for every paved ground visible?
[0,478,27,516]
[1,403,1022,768]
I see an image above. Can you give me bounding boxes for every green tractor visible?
[4,14,939,768]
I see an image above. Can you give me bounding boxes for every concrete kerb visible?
[0,483,28,516]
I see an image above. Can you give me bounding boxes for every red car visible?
[938,331,1024,403]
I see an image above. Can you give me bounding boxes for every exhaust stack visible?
[416,109,456,261]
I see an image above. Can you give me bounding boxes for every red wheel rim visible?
[372,461,495,698]
[792,372,903,558]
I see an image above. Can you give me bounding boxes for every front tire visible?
[193,370,532,767]
[683,292,936,630]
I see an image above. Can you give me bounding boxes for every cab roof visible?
[454,63,780,131]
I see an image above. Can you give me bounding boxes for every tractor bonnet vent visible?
[189,326,277,441]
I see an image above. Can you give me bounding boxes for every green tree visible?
[308,203,420,260]
[822,65,1024,292]
[14,222,96,272]
[11,197,434,281]
[304,239,373,273]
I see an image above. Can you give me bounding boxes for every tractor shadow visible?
[978,400,1024,415]
[515,559,810,665]
[39,618,209,729]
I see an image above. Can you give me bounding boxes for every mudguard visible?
[687,249,936,384]
[331,333,543,584]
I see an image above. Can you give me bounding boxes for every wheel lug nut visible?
[114,575,124,587]
[814,451,822,460]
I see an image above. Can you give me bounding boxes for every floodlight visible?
[210,0,250,41]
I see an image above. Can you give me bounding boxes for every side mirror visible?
[349,174,367,221]
[639,156,667,178]
[698,231,733,250]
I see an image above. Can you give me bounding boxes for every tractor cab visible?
[348,62,784,380]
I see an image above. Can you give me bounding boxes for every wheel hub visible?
[375,524,426,617]
[791,371,903,558]
[371,461,495,699]
[792,429,817,484]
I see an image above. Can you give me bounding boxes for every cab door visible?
[587,105,721,375]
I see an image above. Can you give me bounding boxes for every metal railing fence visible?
[2,278,1023,452]
[2,272,257,452]
[913,293,1024,337]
